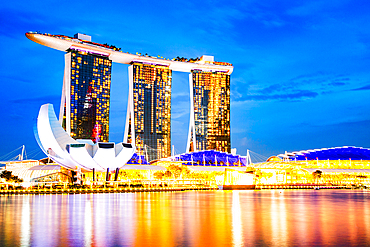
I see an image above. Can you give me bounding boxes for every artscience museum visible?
[35,104,135,171]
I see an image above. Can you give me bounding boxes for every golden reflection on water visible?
[20,196,30,246]
[232,191,243,247]
[0,191,370,246]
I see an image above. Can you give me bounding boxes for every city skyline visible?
[1,0,370,161]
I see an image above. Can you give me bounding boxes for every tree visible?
[118,170,143,180]
[153,171,164,180]
[167,165,192,179]
[164,171,172,178]
[312,170,322,185]
[0,170,23,183]
[0,170,12,181]
[168,165,182,178]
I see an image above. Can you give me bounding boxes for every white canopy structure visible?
[34,104,135,171]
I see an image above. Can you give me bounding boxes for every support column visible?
[186,73,197,152]
[124,65,135,148]
[115,168,120,181]
[59,64,66,124]
[60,53,71,135]
[123,88,131,142]
[106,168,110,181]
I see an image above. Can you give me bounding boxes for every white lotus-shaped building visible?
[35,104,135,171]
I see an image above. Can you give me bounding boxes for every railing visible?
[0,179,218,194]
[254,183,360,190]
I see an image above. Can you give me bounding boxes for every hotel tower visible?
[60,34,112,142]
[124,62,172,161]
[186,56,231,153]
[54,34,112,142]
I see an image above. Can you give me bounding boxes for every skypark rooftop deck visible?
[26,32,233,74]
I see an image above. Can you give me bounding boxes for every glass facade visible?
[191,70,230,152]
[65,49,112,142]
[127,62,172,161]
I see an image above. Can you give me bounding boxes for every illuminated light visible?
[70,45,110,57]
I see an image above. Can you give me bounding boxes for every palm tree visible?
[312,170,322,188]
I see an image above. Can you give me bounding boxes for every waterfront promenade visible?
[0,185,217,195]
[1,182,361,195]
[0,179,218,195]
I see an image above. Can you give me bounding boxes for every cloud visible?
[245,6,287,28]
[172,111,189,119]
[11,95,60,104]
[0,75,36,85]
[259,83,285,94]
[351,84,370,91]
[244,90,318,102]
[0,6,111,41]
[9,113,24,119]
[0,8,55,39]
[288,72,350,88]
[286,0,350,17]
[233,72,351,103]
[171,92,189,100]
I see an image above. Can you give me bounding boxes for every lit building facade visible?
[187,68,231,153]
[60,47,112,142]
[124,62,172,161]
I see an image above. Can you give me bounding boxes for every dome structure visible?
[277,146,370,161]
[34,104,135,171]
[175,150,247,166]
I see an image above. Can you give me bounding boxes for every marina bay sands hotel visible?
[26,32,233,161]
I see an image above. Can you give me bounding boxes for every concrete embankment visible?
[256,185,348,190]
[0,186,218,195]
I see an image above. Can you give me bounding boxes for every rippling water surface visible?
[0,190,369,246]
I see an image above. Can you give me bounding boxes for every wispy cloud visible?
[11,95,60,104]
[172,92,189,99]
[351,84,370,91]
[233,72,351,102]
[0,8,61,39]
[247,90,318,101]
[288,72,350,88]
[286,0,351,17]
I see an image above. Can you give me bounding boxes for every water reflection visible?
[84,197,92,246]
[20,196,30,246]
[232,191,243,247]
[270,191,288,245]
[0,191,369,246]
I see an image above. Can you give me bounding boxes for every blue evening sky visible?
[1,0,370,160]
